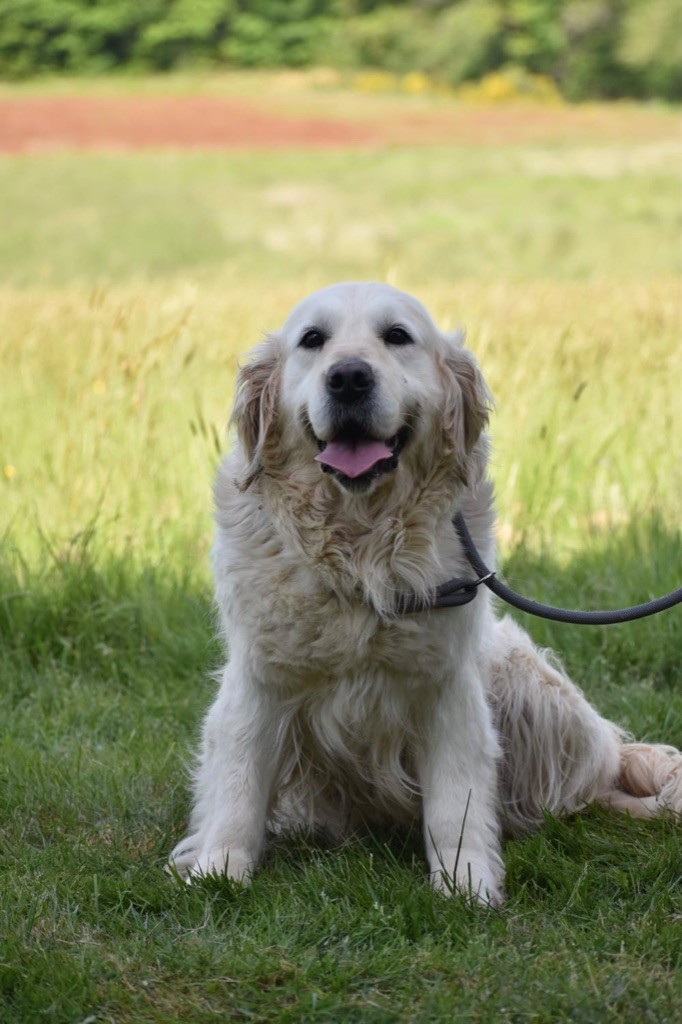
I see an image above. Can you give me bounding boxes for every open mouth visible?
[313,424,410,490]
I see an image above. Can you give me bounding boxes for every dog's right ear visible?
[230,335,281,489]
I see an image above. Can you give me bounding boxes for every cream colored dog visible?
[170,282,681,904]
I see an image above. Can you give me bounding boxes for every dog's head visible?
[232,283,490,494]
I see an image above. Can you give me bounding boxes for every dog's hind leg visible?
[488,615,621,832]
[488,615,682,829]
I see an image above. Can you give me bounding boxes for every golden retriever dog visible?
[170,282,681,904]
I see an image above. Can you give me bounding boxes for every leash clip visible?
[396,570,496,615]
[469,571,496,590]
[432,570,496,609]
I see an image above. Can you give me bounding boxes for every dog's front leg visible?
[169,658,279,884]
[418,664,504,905]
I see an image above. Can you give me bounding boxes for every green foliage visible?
[0,0,168,76]
[618,0,682,100]
[560,1,629,100]
[424,0,504,86]
[136,0,235,71]
[0,0,679,99]
[222,9,336,68]
[327,5,431,73]
[505,0,566,68]
[327,0,503,86]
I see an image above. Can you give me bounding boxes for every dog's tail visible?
[600,743,682,819]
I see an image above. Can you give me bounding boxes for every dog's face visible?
[233,282,489,493]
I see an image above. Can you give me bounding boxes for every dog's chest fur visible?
[212,459,473,688]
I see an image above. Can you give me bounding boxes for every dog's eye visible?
[299,329,327,350]
[383,325,414,346]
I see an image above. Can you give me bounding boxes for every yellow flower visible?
[3,464,16,480]
[352,71,397,94]
[401,72,431,96]
[92,378,107,395]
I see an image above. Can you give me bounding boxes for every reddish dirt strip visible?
[0,94,676,152]
[0,95,378,152]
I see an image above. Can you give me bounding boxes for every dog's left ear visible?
[230,335,281,489]
[439,334,491,483]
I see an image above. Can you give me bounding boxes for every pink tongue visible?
[315,439,393,479]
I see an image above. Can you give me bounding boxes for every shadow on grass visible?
[498,513,681,692]
[2,512,679,692]
[0,539,219,687]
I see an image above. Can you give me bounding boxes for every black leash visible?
[398,512,682,624]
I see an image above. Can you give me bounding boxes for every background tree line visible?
[0,0,679,100]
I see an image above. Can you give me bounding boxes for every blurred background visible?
[0,0,679,101]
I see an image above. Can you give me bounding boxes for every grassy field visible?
[1,79,681,1022]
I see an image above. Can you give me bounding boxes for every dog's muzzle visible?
[307,360,409,490]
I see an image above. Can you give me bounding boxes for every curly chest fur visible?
[212,465,467,687]
[214,525,457,684]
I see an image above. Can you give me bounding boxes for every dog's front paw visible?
[167,839,256,885]
[430,847,505,907]
[188,847,255,884]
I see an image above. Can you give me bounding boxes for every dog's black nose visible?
[326,359,375,404]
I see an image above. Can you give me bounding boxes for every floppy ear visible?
[439,334,491,483]
[230,335,281,489]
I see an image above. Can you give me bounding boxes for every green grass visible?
[1,82,681,1022]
